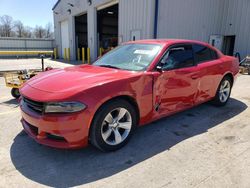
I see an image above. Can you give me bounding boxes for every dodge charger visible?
[20,39,239,151]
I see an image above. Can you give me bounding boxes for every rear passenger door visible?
[192,44,221,104]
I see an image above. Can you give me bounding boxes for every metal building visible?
[53,0,250,61]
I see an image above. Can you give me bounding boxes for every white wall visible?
[60,20,69,57]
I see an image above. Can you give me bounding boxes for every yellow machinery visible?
[239,56,250,75]
[4,70,41,98]
[1,52,53,98]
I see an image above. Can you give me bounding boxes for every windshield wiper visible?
[99,65,121,69]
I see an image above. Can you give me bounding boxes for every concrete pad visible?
[0,74,249,188]
[0,58,83,74]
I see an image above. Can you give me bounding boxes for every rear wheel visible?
[11,88,20,99]
[90,99,137,152]
[212,76,232,106]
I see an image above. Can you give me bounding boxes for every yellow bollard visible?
[67,48,70,62]
[87,48,90,64]
[99,47,103,57]
[82,48,85,64]
[64,48,67,60]
[54,48,57,59]
[77,48,80,61]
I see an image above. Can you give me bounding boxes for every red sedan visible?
[20,39,239,151]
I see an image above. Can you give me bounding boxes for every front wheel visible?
[90,99,137,152]
[11,88,20,99]
[212,77,232,106]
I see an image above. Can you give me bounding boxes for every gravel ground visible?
[0,74,250,188]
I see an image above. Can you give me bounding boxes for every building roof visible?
[52,0,61,10]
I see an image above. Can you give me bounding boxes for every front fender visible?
[74,74,154,129]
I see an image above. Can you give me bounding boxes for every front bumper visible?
[20,105,89,149]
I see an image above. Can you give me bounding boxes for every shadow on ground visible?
[0,99,19,107]
[10,98,247,187]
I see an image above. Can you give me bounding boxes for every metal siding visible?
[157,0,250,57]
[53,0,250,59]
[54,0,155,59]
[119,0,154,42]
[0,38,54,50]
[53,0,112,60]
[157,0,224,42]
[221,0,250,58]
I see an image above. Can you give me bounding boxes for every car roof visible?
[125,39,223,56]
[125,39,211,46]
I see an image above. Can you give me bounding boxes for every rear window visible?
[210,49,218,60]
[193,44,218,64]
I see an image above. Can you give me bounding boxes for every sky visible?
[0,0,57,28]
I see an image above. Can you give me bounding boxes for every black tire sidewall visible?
[11,88,20,99]
[90,99,137,152]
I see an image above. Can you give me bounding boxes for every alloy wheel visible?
[101,108,132,146]
[219,80,231,103]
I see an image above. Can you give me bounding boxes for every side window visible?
[161,45,194,70]
[210,49,218,60]
[193,44,213,64]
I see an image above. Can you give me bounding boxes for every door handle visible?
[191,74,199,80]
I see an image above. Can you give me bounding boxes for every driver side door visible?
[153,44,200,117]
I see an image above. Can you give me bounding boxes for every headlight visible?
[44,102,86,113]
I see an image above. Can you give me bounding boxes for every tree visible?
[23,26,33,38]
[0,15,14,37]
[0,15,54,38]
[45,22,53,38]
[0,25,3,36]
[34,25,46,38]
[14,20,24,37]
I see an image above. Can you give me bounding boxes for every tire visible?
[11,88,20,99]
[90,99,137,152]
[212,76,232,106]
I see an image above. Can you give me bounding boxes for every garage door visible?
[60,20,69,58]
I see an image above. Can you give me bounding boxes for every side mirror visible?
[156,63,163,72]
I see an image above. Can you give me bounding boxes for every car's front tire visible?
[90,99,137,152]
[212,76,232,106]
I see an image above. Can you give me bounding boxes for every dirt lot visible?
[0,74,250,188]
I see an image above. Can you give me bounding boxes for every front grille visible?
[23,97,44,114]
[47,133,67,142]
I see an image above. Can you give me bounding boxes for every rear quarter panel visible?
[207,55,239,98]
[220,55,239,81]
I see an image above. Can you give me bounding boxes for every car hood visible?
[24,65,140,94]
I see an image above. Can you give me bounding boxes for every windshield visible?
[93,44,162,71]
